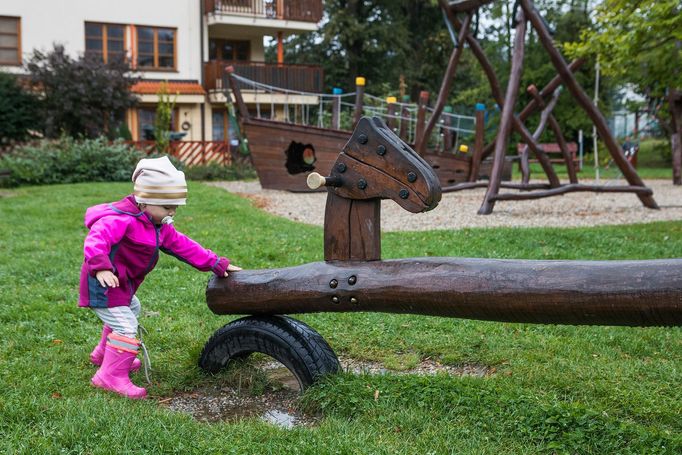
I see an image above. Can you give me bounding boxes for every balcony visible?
[204,0,323,23]
[204,60,324,93]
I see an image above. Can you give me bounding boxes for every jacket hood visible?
[84,194,150,229]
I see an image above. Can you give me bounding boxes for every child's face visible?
[140,204,178,225]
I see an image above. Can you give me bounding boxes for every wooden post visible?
[520,0,658,208]
[468,103,486,181]
[386,97,397,132]
[519,85,562,185]
[352,77,366,128]
[442,105,454,152]
[225,66,249,120]
[527,85,579,183]
[414,91,429,155]
[331,87,342,130]
[324,193,381,261]
[399,95,410,141]
[478,8,527,215]
[416,13,472,155]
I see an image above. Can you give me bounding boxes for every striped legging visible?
[92,295,141,338]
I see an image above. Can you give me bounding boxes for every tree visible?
[26,44,139,139]
[154,82,177,153]
[0,72,41,143]
[566,0,682,184]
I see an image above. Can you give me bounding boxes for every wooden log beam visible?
[519,85,562,184]
[441,2,560,189]
[416,13,472,155]
[442,182,551,193]
[518,59,584,122]
[527,85,579,183]
[399,101,410,141]
[414,91,429,155]
[206,258,682,327]
[480,59,584,162]
[479,8,528,214]
[489,183,653,201]
[225,66,249,120]
[468,105,486,181]
[520,0,658,209]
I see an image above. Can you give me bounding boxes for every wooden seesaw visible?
[199,117,682,389]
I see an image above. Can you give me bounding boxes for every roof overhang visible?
[131,80,206,104]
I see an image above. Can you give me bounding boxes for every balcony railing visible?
[204,60,324,93]
[204,0,323,23]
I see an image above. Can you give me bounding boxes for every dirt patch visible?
[236,192,270,210]
[158,357,494,427]
[0,190,18,198]
[339,356,494,377]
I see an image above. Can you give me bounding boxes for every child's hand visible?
[95,270,119,288]
[224,263,243,277]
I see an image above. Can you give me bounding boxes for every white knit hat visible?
[132,156,187,205]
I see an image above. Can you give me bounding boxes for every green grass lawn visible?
[1,182,680,454]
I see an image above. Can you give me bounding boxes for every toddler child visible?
[79,156,241,399]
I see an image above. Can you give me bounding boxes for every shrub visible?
[183,161,256,181]
[0,137,145,187]
[26,44,138,139]
[0,72,42,143]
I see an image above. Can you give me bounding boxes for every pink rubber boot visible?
[91,333,147,399]
[90,325,141,371]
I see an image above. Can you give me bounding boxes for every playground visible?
[1,0,681,452]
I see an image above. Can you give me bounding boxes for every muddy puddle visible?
[158,356,493,428]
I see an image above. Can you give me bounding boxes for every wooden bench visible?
[517,142,580,171]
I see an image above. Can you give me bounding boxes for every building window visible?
[208,39,249,61]
[212,110,227,142]
[138,107,177,140]
[212,109,240,145]
[85,22,126,63]
[0,16,21,65]
[137,27,175,70]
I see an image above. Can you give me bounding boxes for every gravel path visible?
[208,179,682,231]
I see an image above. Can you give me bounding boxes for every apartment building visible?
[0,0,323,142]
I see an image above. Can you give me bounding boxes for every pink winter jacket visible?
[78,194,229,308]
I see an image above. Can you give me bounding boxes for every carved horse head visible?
[328,116,441,212]
[309,117,441,261]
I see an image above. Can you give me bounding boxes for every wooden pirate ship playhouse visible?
[223,68,507,192]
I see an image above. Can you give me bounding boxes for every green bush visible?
[0,137,144,187]
[183,160,256,181]
[0,137,254,187]
[637,138,671,165]
[0,72,42,143]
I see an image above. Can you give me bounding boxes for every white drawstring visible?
[138,324,152,384]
